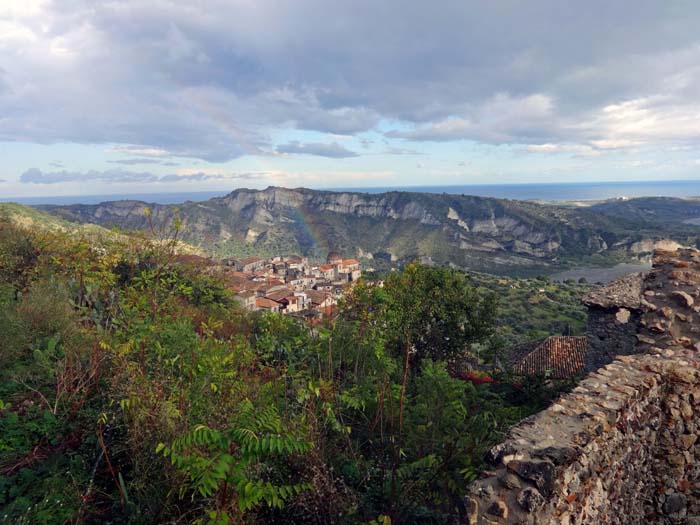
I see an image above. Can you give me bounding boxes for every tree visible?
[383,262,497,365]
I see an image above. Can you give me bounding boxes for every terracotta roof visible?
[505,339,544,367]
[251,280,286,293]
[512,336,587,379]
[239,256,264,265]
[255,297,281,309]
[319,264,335,271]
[221,270,255,292]
[341,259,359,266]
[266,288,293,302]
[235,290,256,298]
[307,289,331,305]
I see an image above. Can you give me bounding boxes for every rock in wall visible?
[584,306,642,371]
[583,272,645,372]
[465,349,700,524]
[465,248,700,524]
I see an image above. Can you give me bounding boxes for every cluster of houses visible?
[220,251,361,317]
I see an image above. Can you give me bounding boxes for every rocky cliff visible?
[40,188,700,275]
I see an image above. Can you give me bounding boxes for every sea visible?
[3,179,700,206]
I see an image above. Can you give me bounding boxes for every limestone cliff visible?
[40,188,700,274]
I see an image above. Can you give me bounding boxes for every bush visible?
[0,224,568,524]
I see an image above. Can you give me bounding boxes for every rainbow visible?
[285,206,331,259]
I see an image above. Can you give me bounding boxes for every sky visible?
[1,0,700,198]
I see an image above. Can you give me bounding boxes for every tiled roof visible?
[505,339,544,368]
[319,264,335,271]
[221,270,254,292]
[341,259,360,266]
[266,289,292,302]
[252,280,286,293]
[235,290,256,298]
[255,297,281,309]
[307,290,331,305]
[512,336,587,379]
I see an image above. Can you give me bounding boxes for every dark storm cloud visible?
[1,1,700,158]
[275,141,359,158]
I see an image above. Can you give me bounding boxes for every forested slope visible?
[0,215,573,524]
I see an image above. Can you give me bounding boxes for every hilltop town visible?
[218,251,362,317]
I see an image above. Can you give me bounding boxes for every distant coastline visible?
[4,179,700,206]
[335,180,700,202]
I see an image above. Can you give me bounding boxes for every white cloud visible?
[0,20,38,46]
[20,167,266,184]
[389,93,556,143]
[0,1,47,18]
[1,0,700,167]
[275,140,359,158]
[108,146,172,157]
[525,143,599,156]
[583,96,700,148]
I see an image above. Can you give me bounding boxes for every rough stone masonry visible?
[465,248,700,524]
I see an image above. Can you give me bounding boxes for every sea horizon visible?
[3,179,700,206]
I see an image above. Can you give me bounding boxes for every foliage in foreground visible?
[0,218,563,524]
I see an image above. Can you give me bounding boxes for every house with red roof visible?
[338,258,361,282]
[255,296,282,312]
[510,336,588,380]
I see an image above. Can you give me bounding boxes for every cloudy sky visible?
[1,0,700,197]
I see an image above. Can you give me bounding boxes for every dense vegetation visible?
[0,217,570,524]
[465,272,591,346]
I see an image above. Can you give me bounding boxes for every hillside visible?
[0,202,202,255]
[466,271,591,345]
[0,204,669,524]
[0,202,123,238]
[40,188,700,275]
[0,217,562,524]
[589,196,700,224]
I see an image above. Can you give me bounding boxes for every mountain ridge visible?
[38,187,700,275]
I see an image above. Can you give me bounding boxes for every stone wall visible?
[465,248,700,524]
[583,272,645,372]
[584,306,642,370]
